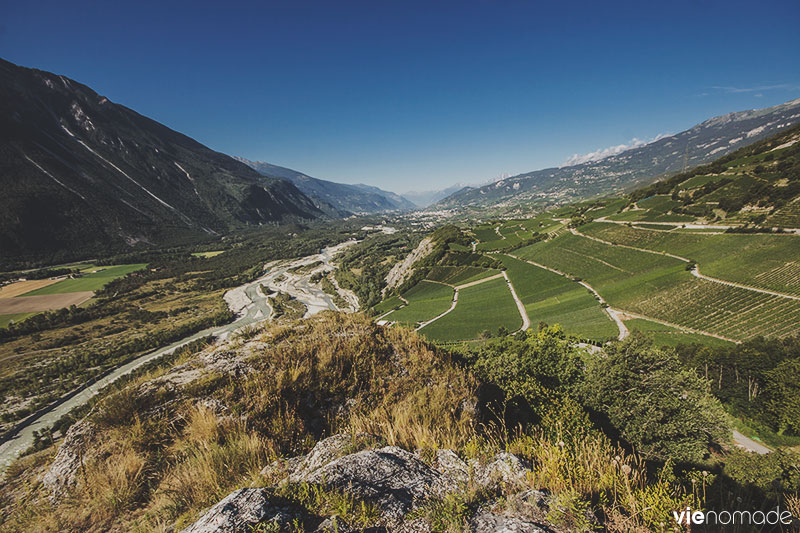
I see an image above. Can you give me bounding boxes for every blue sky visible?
[2,0,799,193]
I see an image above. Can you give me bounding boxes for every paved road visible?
[502,271,531,332]
[0,242,357,476]
[732,430,771,454]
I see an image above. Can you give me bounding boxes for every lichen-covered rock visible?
[469,511,552,533]
[260,433,380,483]
[472,452,530,490]
[289,433,359,481]
[179,488,294,533]
[431,448,470,491]
[300,446,442,522]
[41,420,95,501]
[182,437,552,533]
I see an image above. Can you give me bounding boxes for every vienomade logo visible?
[672,506,794,527]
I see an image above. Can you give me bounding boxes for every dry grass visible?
[1,313,481,532]
[0,279,61,298]
[508,424,696,532]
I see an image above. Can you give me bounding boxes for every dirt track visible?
[0,292,94,313]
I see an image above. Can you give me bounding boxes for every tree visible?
[760,358,800,434]
[583,333,728,462]
[470,325,584,423]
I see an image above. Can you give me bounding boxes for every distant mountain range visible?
[435,97,800,211]
[0,58,323,263]
[401,184,469,208]
[234,158,416,214]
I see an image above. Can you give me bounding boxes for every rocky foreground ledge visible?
[179,433,566,533]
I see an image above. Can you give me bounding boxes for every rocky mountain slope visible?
[0,58,322,264]
[235,158,416,214]
[436,97,800,212]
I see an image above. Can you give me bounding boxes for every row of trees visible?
[676,337,800,435]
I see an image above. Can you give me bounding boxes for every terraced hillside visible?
[497,254,617,341]
[435,98,800,213]
[621,123,800,227]
[381,280,453,327]
[513,232,800,341]
[377,126,800,346]
[579,222,800,296]
[419,276,522,341]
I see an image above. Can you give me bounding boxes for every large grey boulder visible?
[300,445,442,522]
[179,488,294,533]
[41,420,96,501]
[472,452,530,490]
[260,433,378,483]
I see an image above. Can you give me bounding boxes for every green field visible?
[623,318,735,348]
[372,295,404,316]
[581,222,800,296]
[678,173,727,189]
[384,281,454,326]
[636,195,679,213]
[20,264,147,295]
[472,226,500,243]
[514,232,800,340]
[0,313,35,328]
[471,216,563,251]
[420,277,521,341]
[583,198,628,218]
[191,250,225,258]
[426,266,498,286]
[498,254,618,341]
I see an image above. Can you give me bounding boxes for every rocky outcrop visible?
[383,236,435,295]
[41,420,96,501]
[184,433,563,533]
[471,451,530,490]
[469,511,552,533]
[179,488,295,533]
[303,446,440,522]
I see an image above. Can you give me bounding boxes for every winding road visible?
[0,241,358,476]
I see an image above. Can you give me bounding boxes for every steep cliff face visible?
[383,236,435,295]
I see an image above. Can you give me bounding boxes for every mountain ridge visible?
[234,157,416,214]
[0,58,323,265]
[434,97,800,212]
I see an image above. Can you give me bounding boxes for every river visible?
[0,241,358,475]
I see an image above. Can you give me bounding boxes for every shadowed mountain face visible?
[0,58,322,263]
[235,158,417,214]
[436,98,800,210]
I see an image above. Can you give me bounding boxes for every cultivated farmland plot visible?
[420,277,521,341]
[514,232,800,341]
[498,254,617,341]
[383,280,454,327]
[581,223,800,296]
[426,266,499,285]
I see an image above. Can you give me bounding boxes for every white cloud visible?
[710,83,800,94]
[562,134,669,167]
